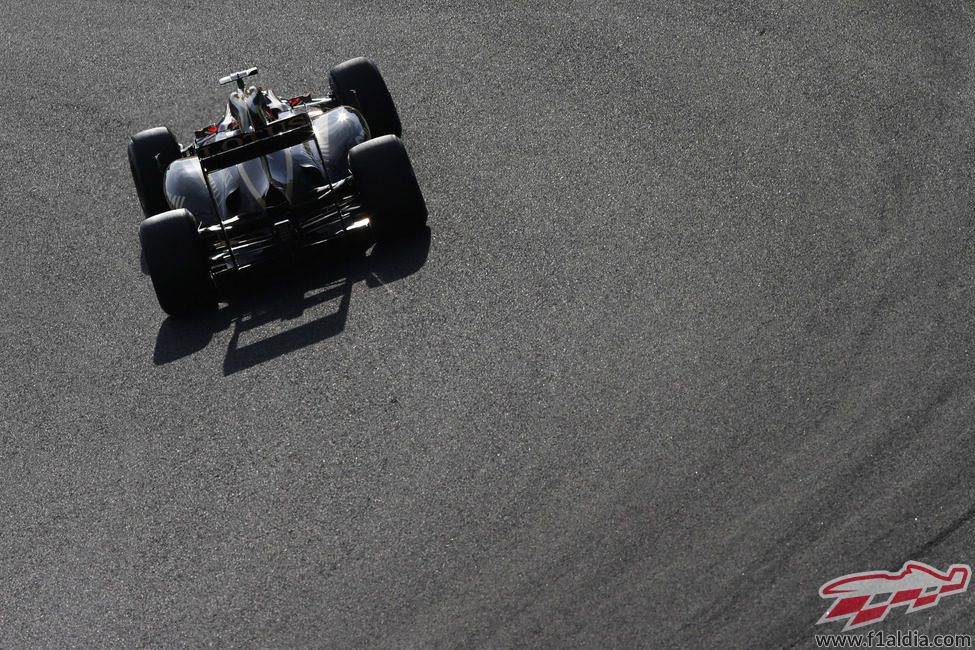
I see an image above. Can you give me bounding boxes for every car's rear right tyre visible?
[139,208,216,315]
[128,127,181,218]
[329,57,403,138]
[349,135,427,241]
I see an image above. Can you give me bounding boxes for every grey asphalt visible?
[2,1,974,647]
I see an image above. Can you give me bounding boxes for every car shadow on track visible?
[152,227,430,374]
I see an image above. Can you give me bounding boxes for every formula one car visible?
[128,58,427,315]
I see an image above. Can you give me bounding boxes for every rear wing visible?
[197,113,315,173]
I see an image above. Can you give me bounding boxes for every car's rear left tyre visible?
[139,208,216,315]
[128,127,181,218]
[349,135,427,241]
[329,57,402,138]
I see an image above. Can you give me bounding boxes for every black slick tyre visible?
[349,135,427,241]
[128,127,182,218]
[329,58,402,138]
[139,209,216,315]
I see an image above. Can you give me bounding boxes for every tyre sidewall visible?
[349,135,427,241]
[139,208,215,315]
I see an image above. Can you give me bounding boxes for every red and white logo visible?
[818,561,970,631]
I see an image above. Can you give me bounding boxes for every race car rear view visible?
[128,58,427,315]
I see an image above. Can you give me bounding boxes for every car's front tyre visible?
[139,209,216,315]
[329,58,403,138]
[128,127,182,218]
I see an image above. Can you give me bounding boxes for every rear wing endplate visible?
[197,114,315,173]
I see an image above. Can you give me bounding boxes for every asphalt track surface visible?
[3,1,975,647]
